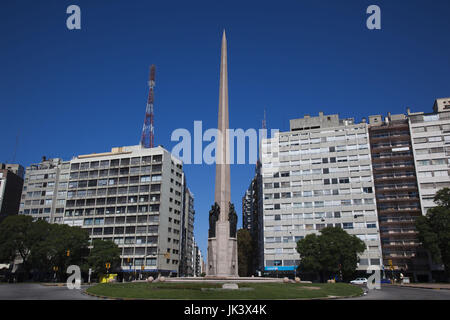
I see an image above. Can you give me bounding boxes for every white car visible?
[350,278,368,285]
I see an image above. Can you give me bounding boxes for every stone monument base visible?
[135,277,312,284]
[207,221,238,277]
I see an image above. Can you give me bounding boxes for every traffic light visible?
[388,260,394,270]
[105,263,111,269]
[66,250,70,257]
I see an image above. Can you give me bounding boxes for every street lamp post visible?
[126,258,132,281]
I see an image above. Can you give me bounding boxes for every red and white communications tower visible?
[140,65,156,148]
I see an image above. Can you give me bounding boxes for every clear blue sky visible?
[1,0,450,258]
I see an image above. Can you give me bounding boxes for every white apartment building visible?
[260,112,382,273]
[20,157,70,224]
[409,98,450,214]
[20,145,191,276]
[193,239,203,277]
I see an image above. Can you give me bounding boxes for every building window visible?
[363,187,373,194]
[370,259,380,266]
[343,222,353,229]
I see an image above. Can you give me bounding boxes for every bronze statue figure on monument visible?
[208,203,220,238]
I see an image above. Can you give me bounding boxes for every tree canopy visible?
[0,216,90,279]
[87,239,121,275]
[0,215,36,271]
[296,226,366,281]
[237,228,253,277]
[416,188,450,279]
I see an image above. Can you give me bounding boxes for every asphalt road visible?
[345,284,450,300]
[0,283,449,300]
[0,283,99,300]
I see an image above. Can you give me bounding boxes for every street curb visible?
[82,289,113,300]
[83,288,146,300]
[385,284,450,291]
[41,283,66,287]
[82,289,155,300]
[41,283,92,288]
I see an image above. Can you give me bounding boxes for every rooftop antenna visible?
[258,109,267,166]
[140,65,156,148]
[262,108,267,129]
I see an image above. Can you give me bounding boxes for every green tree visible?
[87,239,121,277]
[416,188,450,279]
[295,233,322,274]
[0,216,90,280]
[296,227,366,282]
[237,228,253,277]
[38,224,90,279]
[0,215,45,274]
[433,188,450,208]
[26,220,54,272]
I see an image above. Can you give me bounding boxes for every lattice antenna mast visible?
[258,109,267,166]
[140,65,156,148]
[262,108,267,129]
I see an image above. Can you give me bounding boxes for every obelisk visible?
[207,30,238,277]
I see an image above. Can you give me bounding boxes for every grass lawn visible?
[86,281,363,299]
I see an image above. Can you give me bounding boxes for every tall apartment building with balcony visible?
[242,162,264,274]
[242,186,253,230]
[193,239,204,277]
[368,114,430,281]
[408,98,450,214]
[180,186,195,276]
[20,145,191,276]
[20,157,70,224]
[259,112,382,275]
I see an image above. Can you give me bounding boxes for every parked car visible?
[350,278,368,285]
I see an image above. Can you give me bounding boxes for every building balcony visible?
[383,253,417,259]
[382,230,418,237]
[376,192,419,200]
[379,223,418,231]
[374,174,417,181]
[372,164,415,173]
[375,184,418,193]
[371,153,413,161]
[377,208,422,219]
[370,144,411,153]
[369,122,409,131]
[369,135,411,144]
[382,242,420,248]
